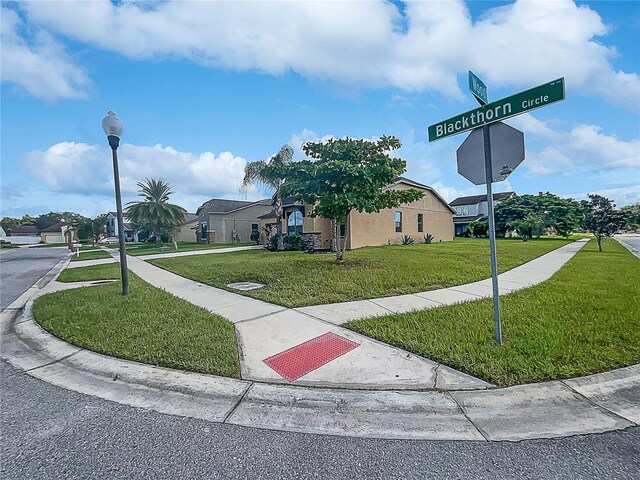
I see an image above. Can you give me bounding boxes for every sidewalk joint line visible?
[559,380,638,426]
[222,382,253,424]
[24,349,82,373]
[447,392,489,441]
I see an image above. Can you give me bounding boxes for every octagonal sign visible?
[456,122,525,185]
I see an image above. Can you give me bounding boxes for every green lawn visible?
[347,239,640,386]
[58,264,121,282]
[124,241,253,257]
[69,250,112,261]
[150,237,574,307]
[33,274,241,378]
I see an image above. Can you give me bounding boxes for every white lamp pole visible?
[101,111,129,295]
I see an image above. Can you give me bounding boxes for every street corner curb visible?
[1,292,638,442]
[2,305,251,423]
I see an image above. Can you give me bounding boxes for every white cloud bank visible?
[509,114,640,176]
[12,0,640,110]
[0,7,90,100]
[23,141,264,207]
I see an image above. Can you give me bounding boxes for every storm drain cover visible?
[227,282,265,291]
[263,332,359,382]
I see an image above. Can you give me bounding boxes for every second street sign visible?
[428,77,565,141]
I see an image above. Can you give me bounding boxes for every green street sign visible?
[468,71,487,104]
[428,77,565,142]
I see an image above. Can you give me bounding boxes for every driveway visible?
[0,247,68,310]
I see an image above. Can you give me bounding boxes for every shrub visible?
[250,230,260,244]
[283,234,303,251]
[399,234,415,245]
[268,234,280,251]
[422,233,434,244]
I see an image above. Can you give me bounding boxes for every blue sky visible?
[1,0,639,218]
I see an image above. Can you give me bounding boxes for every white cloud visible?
[509,114,640,176]
[18,0,639,110]
[0,7,90,100]
[566,185,640,207]
[23,141,265,210]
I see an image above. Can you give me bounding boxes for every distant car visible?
[98,237,119,245]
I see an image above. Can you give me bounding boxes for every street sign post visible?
[428,77,564,141]
[428,74,565,345]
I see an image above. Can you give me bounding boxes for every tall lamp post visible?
[102,111,129,295]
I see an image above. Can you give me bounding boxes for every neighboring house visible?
[39,222,78,244]
[105,212,139,242]
[196,199,272,244]
[259,177,455,250]
[0,226,6,239]
[173,213,199,242]
[450,192,515,237]
[9,225,39,236]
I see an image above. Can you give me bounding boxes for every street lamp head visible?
[102,111,123,137]
[102,111,123,150]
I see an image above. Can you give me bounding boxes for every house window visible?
[339,223,346,237]
[418,213,424,233]
[395,211,402,232]
[201,223,208,240]
[287,211,303,235]
[455,206,469,216]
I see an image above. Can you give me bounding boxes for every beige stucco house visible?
[39,222,78,244]
[196,198,272,244]
[173,213,199,242]
[259,177,455,250]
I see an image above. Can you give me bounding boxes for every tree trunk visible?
[338,219,349,262]
[597,234,603,252]
[330,219,337,253]
[275,196,284,251]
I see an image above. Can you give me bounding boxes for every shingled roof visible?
[10,225,39,235]
[39,222,68,233]
[196,198,271,215]
[450,192,515,206]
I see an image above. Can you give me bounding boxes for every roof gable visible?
[450,192,515,206]
[197,198,271,215]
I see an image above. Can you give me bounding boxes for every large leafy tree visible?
[620,203,640,231]
[272,136,424,261]
[126,178,186,244]
[242,145,294,251]
[77,214,107,246]
[582,194,625,252]
[495,192,582,238]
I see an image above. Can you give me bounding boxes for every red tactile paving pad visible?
[263,333,360,382]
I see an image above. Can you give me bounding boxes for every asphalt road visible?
[0,247,68,310]
[1,361,638,480]
[616,234,640,258]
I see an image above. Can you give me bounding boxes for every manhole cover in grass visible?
[227,282,265,291]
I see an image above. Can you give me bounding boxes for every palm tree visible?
[242,145,293,250]
[126,178,186,244]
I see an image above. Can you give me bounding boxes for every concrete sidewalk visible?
[102,239,590,390]
[298,239,590,324]
[66,244,262,268]
[1,304,637,441]
[123,254,489,390]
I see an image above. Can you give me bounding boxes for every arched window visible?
[287,211,303,235]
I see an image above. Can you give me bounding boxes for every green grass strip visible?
[57,264,121,282]
[346,239,640,386]
[151,237,573,307]
[69,250,112,261]
[33,274,241,378]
